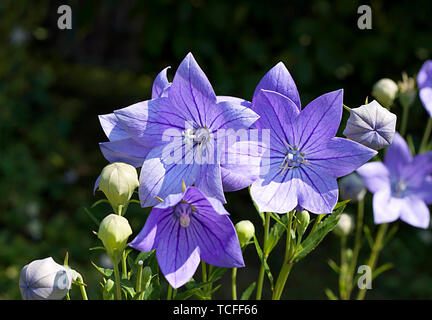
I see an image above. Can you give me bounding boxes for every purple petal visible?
[252,62,301,110]
[402,151,432,187]
[129,207,173,252]
[418,60,432,117]
[356,161,390,193]
[182,188,244,267]
[216,96,251,108]
[412,176,432,204]
[250,165,300,214]
[220,140,265,192]
[152,67,171,99]
[252,89,300,148]
[169,52,217,127]
[296,166,339,214]
[99,138,149,168]
[306,137,377,178]
[138,146,198,207]
[99,113,130,141]
[207,100,259,131]
[399,195,430,229]
[195,164,226,203]
[156,218,201,289]
[114,98,186,149]
[384,133,413,176]
[372,188,401,224]
[294,89,343,152]
[93,175,100,194]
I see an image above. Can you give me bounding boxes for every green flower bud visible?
[235,220,255,247]
[102,279,115,300]
[99,162,139,214]
[398,72,416,109]
[98,214,132,263]
[296,210,310,236]
[334,213,354,237]
[372,78,398,108]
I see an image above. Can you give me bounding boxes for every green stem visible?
[272,212,295,300]
[256,212,271,300]
[78,282,88,300]
[339,235,347,299]
[345,199,364,299]
[232,268,238,300]
[356,223,389,300]
[201,261,207,283]
[400,105,410,136]
[136,260,143,296]
[420,118,432,153]
[167,285,172,300]
[122,252,127,279]
[113,263,122,300]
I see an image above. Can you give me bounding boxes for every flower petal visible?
[138,145,198,207]
[420,88,432,118]
[195,164,226,203]
[411,176,432,204]
[169,52,217,127]
[252,62,301,110]
[356,161,390,193]
[216,96,251,108]
[402,151,432,187]
[114,98,187,149]
[183,189,244,267]
[129,207,173,252]
[99,113,130,141]
[418,60,432,117]
[306,137,377,178]
[399,195,430,229]
[99,138,150,168]
[250,165,300,214]
[252,89,300,148]
[207,100,259,131]
[152,67,171,99]
[156,218,201,289]
[294,89,343,152]
[296,166,338,214]
[372,188,401,224]
[384,132,413,176]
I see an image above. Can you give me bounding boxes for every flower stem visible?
[136,260,143,298]
[167,284,173,300]
[232,267,238,300]
[122,252,127,279]
[356,223,389,300]
[113,263,122,300]
[256,212,270,300]
[420,118,432,153]
[400,105,410,136]
[345,199,364,299]
[272,212,294,300]
[339,235,348,299]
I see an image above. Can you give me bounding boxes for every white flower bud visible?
[235,220,255,247]
[372,78,398,108]
[339,173,366,202]
[334,213,354,237]
[19,257,72,300]
[98,214,132,263]
[343,100,397,150]
[99,162,139,214]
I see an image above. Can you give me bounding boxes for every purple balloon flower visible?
[129,186,244,289]
[249,63,377,214]
[418,60,432,117]
[98,53,262,206]
[357,133,432,228]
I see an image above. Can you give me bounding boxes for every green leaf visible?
[253,235,274,290]
[294,204,345,262]
[240,282,256,300]
[91,261,113,277]
[121,278,136,298]
[325,288,339,300]
[208,266,227,282]
[264,213,288,255]
[134,250,155,265]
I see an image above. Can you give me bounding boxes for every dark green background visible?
[1,0,431,299]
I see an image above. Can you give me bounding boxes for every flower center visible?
[174,202,193,228]
[182,127,211,146]
[280,148,305,173]
[392,180,407,198]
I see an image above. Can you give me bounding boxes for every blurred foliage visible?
[0,0,432,299]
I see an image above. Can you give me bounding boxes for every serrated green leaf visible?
[240,282,256,300]
[253,235,274,290]
[294,204,344,262]
[91,261,113,277]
